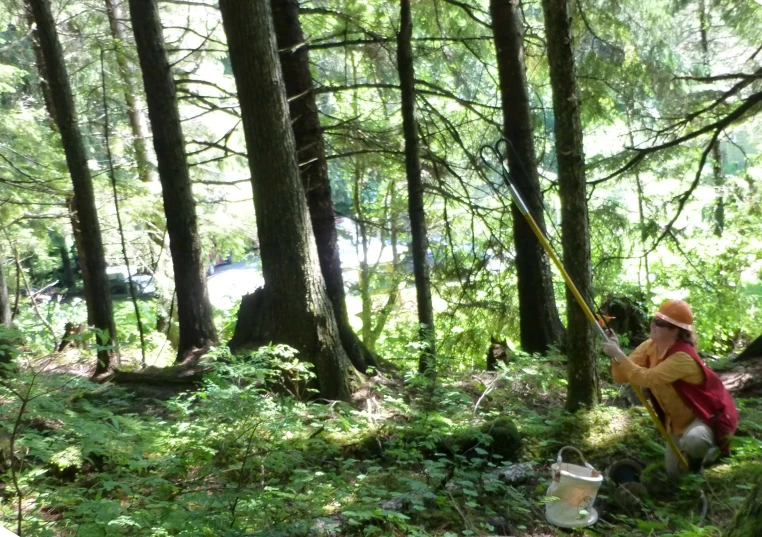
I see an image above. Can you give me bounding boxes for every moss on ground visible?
[3,357,762,537]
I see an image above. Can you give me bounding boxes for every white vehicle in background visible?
[106,266,156,297]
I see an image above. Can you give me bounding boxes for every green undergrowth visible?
[0,347,760,537]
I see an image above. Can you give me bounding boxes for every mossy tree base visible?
[724,478,762,537]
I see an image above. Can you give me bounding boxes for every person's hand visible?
[604,328,619,345]
[602,340,627,363]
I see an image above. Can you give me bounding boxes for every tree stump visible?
[57,322,86,352]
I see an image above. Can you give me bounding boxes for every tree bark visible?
[270,0,376,373]
[220,0,356,401]
[0,250,12,330]
[105,0,155,183]
[490,0,565,353]
[698,0,725,237]
[59,246,74,289]
[541,0,598,410]
[353,169,373,347]
[723,478,762,537]
[625,107,651,296]
[67,196,94,324]
[23,1,93,318]
[0,254,12,367]
[28,0,118,374]
[128,0,218,361]
[737,333,762,362]
[398,0,436,373]
[51,232,74,288]
[367,181,403,350]
[711,142,725,235]
[23,1,56,123]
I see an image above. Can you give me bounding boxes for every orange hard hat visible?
[654,299,694,331]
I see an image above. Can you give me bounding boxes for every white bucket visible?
[544,446,603,528]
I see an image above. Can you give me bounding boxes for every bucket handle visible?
[556,446,594,470]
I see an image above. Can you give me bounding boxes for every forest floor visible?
[0,347,761,537]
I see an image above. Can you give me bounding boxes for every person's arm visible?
[609,341,650,383]
[616,352,703,388]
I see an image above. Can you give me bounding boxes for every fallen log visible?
[110,347,212,386]
[111,363,212,386]
[717,359,762,396]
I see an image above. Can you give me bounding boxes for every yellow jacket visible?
[611,339,704,435]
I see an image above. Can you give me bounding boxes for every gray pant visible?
[665,418,715,479]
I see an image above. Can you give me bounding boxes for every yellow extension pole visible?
[497,156,689,471]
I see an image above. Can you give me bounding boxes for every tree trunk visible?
[541,0,598,411]
[67,196,94,324]
[128,0,218,361]
[490,0,565,353]
[51,232,75,288]
[59,245,74,289]
[24,1,92,317]
[105,0,155,183]
[23,1,56,123]
[0,251,12,330]
[625,107,651,296]
[220,0,356,401]
[712,142,725,235]
[698,0,725,237]
[366,181,402,351]
[0,250,12,368]
[353,170,373,347]
[723,478,762,537]
[28,0,117,374]
[398,0,436,373]
[270,0,375,373]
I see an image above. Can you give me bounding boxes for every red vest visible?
[649,341,738,454]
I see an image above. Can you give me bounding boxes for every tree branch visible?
[438,0,491,28]
[596,88,762,182]
[0,213,67,231]
[675,72,762,83]
[415,79,501,111]
[306,35,493,51]
[325,149,403,161]
[648,128,722,253]
[193,178,251,186]
[314,82,399,95]
[175,77,238,99]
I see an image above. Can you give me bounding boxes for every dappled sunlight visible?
[537,406,661,468]
[2,282,762,536]
[2,347,762,536]
[576,408,636,452]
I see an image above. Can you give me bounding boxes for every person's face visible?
[650,316,679,343]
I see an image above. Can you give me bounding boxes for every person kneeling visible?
[602,299,738,480]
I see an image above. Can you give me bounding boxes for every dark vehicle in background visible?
[206,251,233,276]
